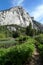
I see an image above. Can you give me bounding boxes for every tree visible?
[26,23,32,36]
[12,31,19,38]
[26,23,37,36]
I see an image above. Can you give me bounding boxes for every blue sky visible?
[0,0,43,24]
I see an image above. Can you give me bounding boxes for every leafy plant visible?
[35,34,43,44]
[0,42,35,65]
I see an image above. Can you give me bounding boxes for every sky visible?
[0,0,43,24]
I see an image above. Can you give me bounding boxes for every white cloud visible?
[11,0,24,6]
[31,4,43,23]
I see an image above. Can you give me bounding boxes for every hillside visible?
[0,6,33,27]
[0,6,43,65]
[0,6,43,32]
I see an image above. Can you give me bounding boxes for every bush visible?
[35,34,43,44]
[35,34,43,63]
[0,39,18,48]
[12,31,19,38]
[18,36,28,43]
[0,33,6,38]
[15,35,29,43]
[0,42,34,65]
[38,44,43,63]
[26,23,37,36]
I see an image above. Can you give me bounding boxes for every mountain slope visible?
[32,20,43,32]
[0,6,33,27]
[0,6,43,31]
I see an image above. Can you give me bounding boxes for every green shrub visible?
[38,44,43,63]
[34,34,43,63]
[18,36,28,43]
[26,23,37,36]
[0,42,34,65]
[35,34,43,44]
[12,31,20,38]
[0,33,6,38]
[0,39,18,48]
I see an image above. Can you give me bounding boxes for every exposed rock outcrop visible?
[0,6,43,31]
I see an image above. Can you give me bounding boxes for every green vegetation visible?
[26,23,37,36]
[0,26,12,38]
[26,23,32,36]
[0,37,35,65]
[12,31,20,38]
[35,34,43,64]
[0,24,43,65]
[34,34,43,44]
[0,39,18,48]
[38,44,43,63]
[34,34,43,64]
[0,36,35,48]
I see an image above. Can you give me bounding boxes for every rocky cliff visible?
[0,6,33,27]
[0,6,43,31]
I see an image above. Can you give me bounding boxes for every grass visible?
[0,39,35,65]
[34,34,43,64]
[0,35,35,65]
[0,35,36,48]
[0,26,43,65]
[38,44,43,63]
[34,34,43,44]
[0,38,18,48]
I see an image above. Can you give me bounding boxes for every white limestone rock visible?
[0,6,33,27]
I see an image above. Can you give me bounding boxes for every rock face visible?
[32,20,43,32]
[0,6,43,31]
[0,6,33,27]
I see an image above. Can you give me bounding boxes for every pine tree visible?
[26,23,32,36]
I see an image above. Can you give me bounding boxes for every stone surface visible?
[0,6,33,27]
[0,6,43,31]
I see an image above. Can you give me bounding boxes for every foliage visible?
[0,38,18,48]
[26,23,32,36]
[38,44,43,63]
[16,35,29,43]
[26,23,37,36]
[34,34,43,63]
[35,34,43,44]
[0,35,35,48]
[0,33,6,38]
[12,31,20,38]
[0,42,35,65]
[0,25,43,65]
[0,26,12,38]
